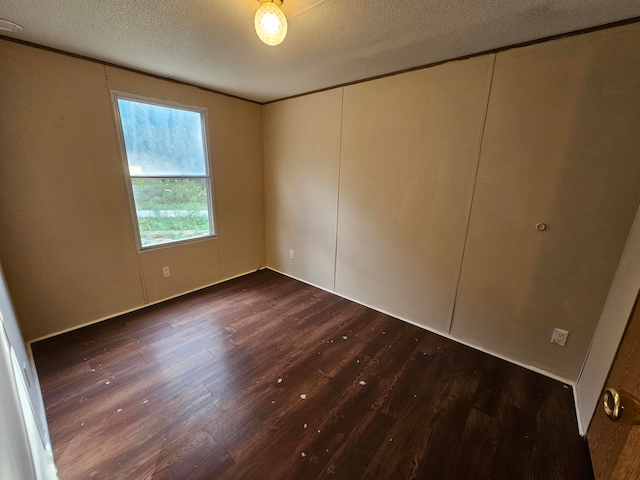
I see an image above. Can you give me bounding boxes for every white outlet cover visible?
[551,328,569,346]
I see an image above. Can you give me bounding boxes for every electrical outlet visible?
[162,266,170,278]
[551,328,569,347]
[289,249,294,260]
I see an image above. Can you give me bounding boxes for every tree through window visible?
[114,95,215,248]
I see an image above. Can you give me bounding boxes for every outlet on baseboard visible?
[551,328,569,347]
[162,266,170,278]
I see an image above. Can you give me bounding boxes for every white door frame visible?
[575,204,640,435]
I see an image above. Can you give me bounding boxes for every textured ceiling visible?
[1,0,639,103]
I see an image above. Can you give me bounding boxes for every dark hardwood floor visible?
[32,269,594,479]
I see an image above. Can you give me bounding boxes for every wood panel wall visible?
[0,41,265,340]
[264,22,640,381]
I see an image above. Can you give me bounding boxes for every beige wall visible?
[336,56,493,332]
[451,24,640,379]
[208,94,265,280]
[264,89,343,290]
[0,41,264,340]
[264,22,640,381]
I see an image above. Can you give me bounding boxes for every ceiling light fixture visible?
[255,0,287,46]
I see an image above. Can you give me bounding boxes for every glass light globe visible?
[255,1,287,46]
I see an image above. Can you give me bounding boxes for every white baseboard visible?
[573,385,587,436]
[28,268,261,345]
[31,265,582,435]
[266,267,575,387]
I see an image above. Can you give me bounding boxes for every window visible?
[114,95,215,248]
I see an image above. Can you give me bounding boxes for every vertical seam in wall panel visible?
[333,88,345,292]
[103,65,149,304]
[135,242,149,304]
[446,54,497,335]
[205,96,223,283]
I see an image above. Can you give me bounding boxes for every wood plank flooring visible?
[32,269,594,479]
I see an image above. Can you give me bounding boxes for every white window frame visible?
[111,92,217,250]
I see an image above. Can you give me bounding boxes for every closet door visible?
[451,23,640,380]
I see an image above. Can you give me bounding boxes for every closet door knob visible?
[535,223,547,231]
